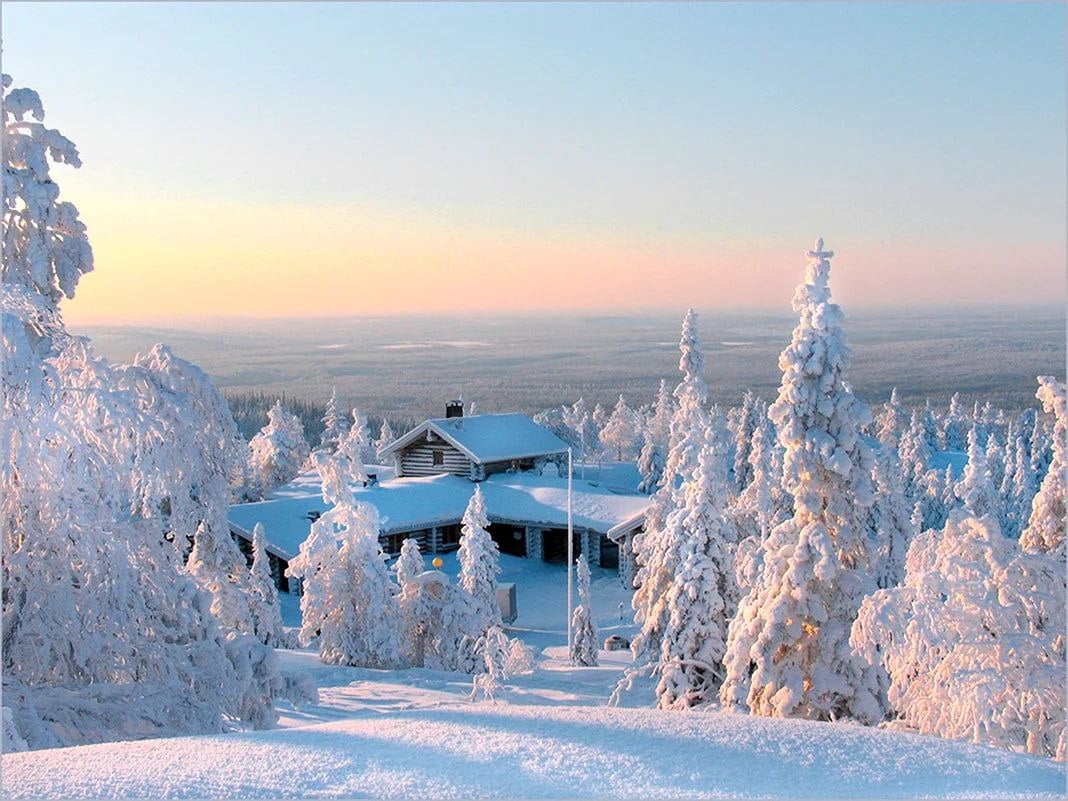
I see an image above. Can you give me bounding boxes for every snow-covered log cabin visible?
[228,401,648,590]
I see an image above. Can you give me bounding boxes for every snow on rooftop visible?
[383,413,569,464]
[229,468,650,560]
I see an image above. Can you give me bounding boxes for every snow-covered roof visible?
[228,469,650,561]
[381,413,568,464]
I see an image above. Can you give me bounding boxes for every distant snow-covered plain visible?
[77,307,1066,425]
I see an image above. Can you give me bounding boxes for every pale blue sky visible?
[1,2,1064,319]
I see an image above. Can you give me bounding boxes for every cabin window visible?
[432,450,444,467]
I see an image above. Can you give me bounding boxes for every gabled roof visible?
[381,413,568,464]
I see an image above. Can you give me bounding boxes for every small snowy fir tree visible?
[1020,377,1065,557]
[729,390,763,492]
[599,394,643,461]
[719,239,881,724]
[865,445,915,589]
[852,510,1065,758]
[637,380,673,493]
[187,521,254,635]
[248,400,310,498]
[374,418,396,461]
[731,407,791,593]
[954,425,1000,519]
[943,393,967,451]
[320,386,346,453]
[286,448,402,667]
[248,523,284,647]
[458,485,502,634]
[394,537,427,665]
[470,626,511,702]
[570,554,599,667]
[875,388,906,450]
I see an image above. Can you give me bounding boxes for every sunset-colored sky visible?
[2,2,1064,324]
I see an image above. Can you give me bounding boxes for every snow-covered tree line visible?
[1,76,285,749]
[611,239,1064,761]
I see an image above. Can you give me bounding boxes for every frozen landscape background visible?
[78,305,1065,425]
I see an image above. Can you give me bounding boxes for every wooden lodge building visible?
[229,401,649,592]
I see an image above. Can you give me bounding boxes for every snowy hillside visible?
[3,556,1063,799]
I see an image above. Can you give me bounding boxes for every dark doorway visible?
[488,523,527,557]
[542,529,582,563]
[600,535,619,570]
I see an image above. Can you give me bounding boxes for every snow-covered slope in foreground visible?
[3,699,1062,799]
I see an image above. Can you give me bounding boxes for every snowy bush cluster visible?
[1,76,291,750]
[608,240,1065,760]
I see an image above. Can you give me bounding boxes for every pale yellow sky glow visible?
[61,190,1063,325]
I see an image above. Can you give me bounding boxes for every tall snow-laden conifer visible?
[394,537,426,665]
[630,309,710,664]
[720,239,880,723]
[655,417,737,709]
[637,380,673,493]
[374,419,396,460]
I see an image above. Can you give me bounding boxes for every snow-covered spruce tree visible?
[731,407,791,593]
[187,520,254,635]
[374,418,396,460]
[852,510,1065,758]
[286,449,402,667]
[719,239,881,723]
[247,400,310,498]
[654,417,737,709]
[600,394,643,461]
[1,76,274,747]
[1007,433,1037,540]
[864,445,915,589]
[458,485,502,634]
[875,388,906,450]
[954,425,1000,520]
[985,432,1007,499]
[898,408,932,503]
[570,554,599,667]
[248,523,284,647]
[729,390,762,493]
[564,397,599,463]
[1020,376,1066,557]
[637,380,673,493]
[394,537,427,665]
[629,309,711,663]
[470,626,511,702]
[320,386,345,453]
[943,393,967,451]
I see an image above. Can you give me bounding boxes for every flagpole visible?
[567,447,574,655]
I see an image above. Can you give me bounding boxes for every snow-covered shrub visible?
[1020,376,1065,557]
[222,632,282,730]
[470,626,511,702]
[852,510,1065,758]
[720,240,881,724]
[570,554,599,667]
[275,670,320,708]
[1,75,275,748]
[505,638,536,676]
[287,448,402,668]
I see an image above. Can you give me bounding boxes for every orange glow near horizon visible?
[60,191,1066,326]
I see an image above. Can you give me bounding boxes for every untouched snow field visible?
[3,555,1064,799]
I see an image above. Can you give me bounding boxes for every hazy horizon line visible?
[66,300,1066,331]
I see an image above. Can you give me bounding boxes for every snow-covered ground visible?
[3,555,1063,799]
